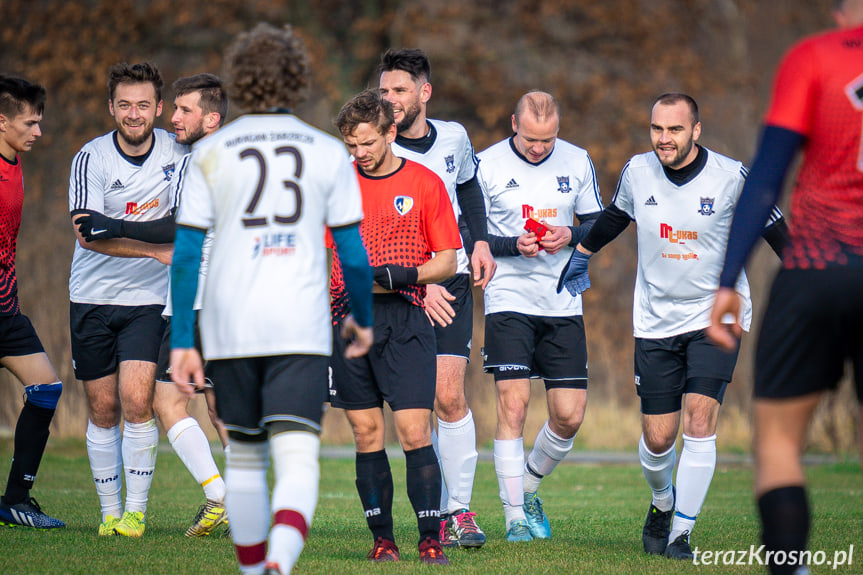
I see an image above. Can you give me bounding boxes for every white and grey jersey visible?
[479,137,603,317]
[392,119,478,274]
[176,113,364,360]
[163,153,212,316]
[613,148,778,338]
[69,129,188,306]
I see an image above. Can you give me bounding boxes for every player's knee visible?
[642,429,676,453]
[25,381,62,410]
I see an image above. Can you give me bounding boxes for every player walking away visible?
[478,91,602,542]
[169,24,374,575]
[330,89,461,565]
[707,2,863,572]
[560,93,788,560]
[69,62,185,538]
[0,76,64,530]
[78,73,233,537]
[378,48,496,549]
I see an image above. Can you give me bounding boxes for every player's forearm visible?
[580,204,630,254]
[417,249,456,284]
[77,236,171,260]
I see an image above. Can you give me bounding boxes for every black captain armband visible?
[373,264,419,290]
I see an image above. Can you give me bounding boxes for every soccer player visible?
[0,76,65,530]
[378,48,495,549]
[69,61,186,537]
[330,89,461,565]
[169,24,374,575]
[478,91,602,542]
[707,2,863,573]
[77,73,231,538]
[560,93,788,559]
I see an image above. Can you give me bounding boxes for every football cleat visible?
[642,504,674,554]
[642,490,675,555]
[443,509,486,548]
[522,492,551,539]
[418,536,450,565]
[263,561,283,575]
[505,518,533,542]
[367,536,400,562]
[185,499,227,537]
[664,531,694,560]
[439,516,456,547]
[98,514,121,536]
[0,497,65,529]
[113,510,146,537]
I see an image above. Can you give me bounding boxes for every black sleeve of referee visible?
[761,216,790,259]
[581,204,632,254]
[487,234,520,257]
[455,175,489,248]
[567,211,601,247]
[121,213,177,244]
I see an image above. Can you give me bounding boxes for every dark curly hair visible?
[334,89,394,137]
[224,23,309,113]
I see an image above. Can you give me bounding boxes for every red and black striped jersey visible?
[0,155,23,316]
[329,158,461,320]
[765,24,863,269]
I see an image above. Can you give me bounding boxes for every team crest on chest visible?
[162,162,176,182]
[556,176,571,193]
[698,197,715,216]
[394,195,414,216]
[445,155,455,174]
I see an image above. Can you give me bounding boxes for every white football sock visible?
[494,438,526,526]
[638,434,676,512]
[122,419,158,514]
[226,439,270,575]
[167,417,226,502]
[86,420,123,520]
[268,431,320,574]
[671,434,717,540]
[524,420,574,494]
[430,427,448,514]
[437,410,479,514]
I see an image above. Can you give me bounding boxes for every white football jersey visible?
[176,114,364,359]
[613,148,771,338]
[479,138,603,316]
[392,119,478,274]
[162,153,212,316]
[69,129,188,305]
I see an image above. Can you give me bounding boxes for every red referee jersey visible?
[329,158,461,320]
[765,24,863,269]
[0,154,23,315]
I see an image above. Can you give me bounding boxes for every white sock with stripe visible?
[167,417,226,502]
[670,434,717,541]
[524,420,574,494]
[226,439,270,575]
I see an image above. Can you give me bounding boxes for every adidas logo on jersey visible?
[644,196,657,206]
[505,179,519,189]
[110,179,124,190]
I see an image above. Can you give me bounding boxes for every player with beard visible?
[560,93,787,559]
[0,76,65,530]
[378,49,495,549]
[78,73,232,537]
[69,61,187,537]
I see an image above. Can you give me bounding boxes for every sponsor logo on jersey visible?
[125,198,160,215]
[698,196,716,216]
[162,162,176,182]
[0,175,9,182]
[252,232,297,258]
[645,195,658,206]
[659,222,697,244]
[505,178,519,189]
[445,154,456,173]
[522,204,558,220]
[556,175,571,193]
[394,195,414,216]
[110,179,124,190]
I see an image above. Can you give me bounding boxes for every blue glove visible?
[557,249,592,296]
